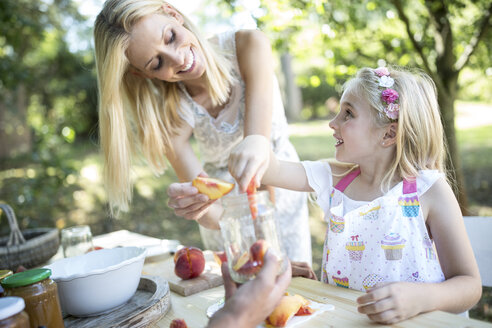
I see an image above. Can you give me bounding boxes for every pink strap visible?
[335,168,361,192]
[402,178,417,194]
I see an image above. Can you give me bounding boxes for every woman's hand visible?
[291,262,317,280]
[167,180,215,221]
[228,135,270,192]
[356,282,425,324]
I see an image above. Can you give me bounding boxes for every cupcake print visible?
[330,213,345,233]
[398,194,420,218]
[381,232,406,260]
[322,267,328,284]
[362,273,385,291]
[422,235,436,260]
[332,270,349,288]
[345,235,365,261]
[359,205,380,221]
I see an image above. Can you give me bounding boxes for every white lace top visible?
[302,161,445,291]
[176,30,312,263]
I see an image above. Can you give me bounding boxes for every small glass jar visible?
[61,225,94,257]
[1,268,64,328]
[0,297,30,328]
[219,191,287,283]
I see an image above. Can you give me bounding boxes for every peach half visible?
[266,294,314,327]
[266,295,304,327]
[174,246,205,280]
[192,177,234,200]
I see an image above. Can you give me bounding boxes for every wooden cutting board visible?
[143,250,223,296]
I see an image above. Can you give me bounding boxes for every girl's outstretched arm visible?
[261,150,313,192]
[357,177,482,324]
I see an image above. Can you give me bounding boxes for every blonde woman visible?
[259,66,482,323]
[93,0,311,263]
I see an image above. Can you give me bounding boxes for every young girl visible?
[256,67,482,324]
[93,0,311,263]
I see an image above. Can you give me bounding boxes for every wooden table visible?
[81,231,490,327]
[148,270,492,328]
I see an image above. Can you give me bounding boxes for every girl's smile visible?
[329,90,384,164]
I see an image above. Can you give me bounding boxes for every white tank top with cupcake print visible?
[302,161,445,291]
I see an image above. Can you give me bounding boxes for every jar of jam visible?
[0,297,30,328]
[0,269,13,296]
[1,268,64,328]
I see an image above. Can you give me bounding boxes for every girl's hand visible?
[167,180,215,221]
[291,262,318,280]
[228,135,270,192]
[356,282,424,324]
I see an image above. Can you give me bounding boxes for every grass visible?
[1,111,491,322]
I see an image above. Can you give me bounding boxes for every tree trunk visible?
[0,84,32,161]
[280,52,302,122]
[437,87,470,215]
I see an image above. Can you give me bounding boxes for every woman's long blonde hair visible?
[94,0,235,213]
[343,66,447,191]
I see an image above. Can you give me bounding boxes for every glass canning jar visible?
[0,297,29,328]
[1,268,64,328]
[219,190,287,283]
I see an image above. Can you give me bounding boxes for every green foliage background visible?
[0,0,491,322]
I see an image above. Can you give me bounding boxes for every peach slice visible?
[169,318,188,328]
[235,259,261,276]
[266,295,304,327]
[213,251,227,266]
[192,177,234,200]
[232,251,250,272]
[174,246,205,280]
[250,239,269,266]
[295,296,314,316]
[246,179,258,219]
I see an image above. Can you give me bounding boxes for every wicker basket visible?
[0,203,59,271]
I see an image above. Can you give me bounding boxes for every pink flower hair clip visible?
[374,67,399,120]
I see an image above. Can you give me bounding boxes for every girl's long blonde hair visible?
[343,67,447,191]
[94,0,235,213]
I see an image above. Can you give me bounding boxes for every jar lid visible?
[1,268,51,288]
[0,297,25,320]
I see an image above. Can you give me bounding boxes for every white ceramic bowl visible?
[46,246,146,317]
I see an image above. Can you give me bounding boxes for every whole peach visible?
[173,247,189,263]
[174,247,205,280]
[169,318,188,328]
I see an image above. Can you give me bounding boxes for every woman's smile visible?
[178,47,195,74]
